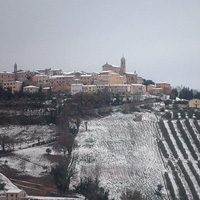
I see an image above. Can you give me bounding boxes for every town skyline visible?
[0,0,199,90]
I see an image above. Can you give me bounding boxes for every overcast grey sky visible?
[0,0,199,89]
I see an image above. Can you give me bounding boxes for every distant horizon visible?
[0,0,199,90]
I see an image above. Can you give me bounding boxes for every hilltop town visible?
[0,57,172,101]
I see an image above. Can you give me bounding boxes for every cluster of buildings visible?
[0,57,172,99]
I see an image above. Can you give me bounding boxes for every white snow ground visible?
[0,146,57,177]
[74,112,166,200]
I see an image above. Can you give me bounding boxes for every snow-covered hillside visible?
[0,173,18,194]
[74,112,166,200]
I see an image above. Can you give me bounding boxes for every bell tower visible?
[120,56,126,74]
[14,63,18,80]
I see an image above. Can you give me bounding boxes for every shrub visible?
[180,112,186,119]
[164,112,172,119]
[46,148,52,155]
[173,111,178,119]
[120,190,145,200]
[75,177,109,200]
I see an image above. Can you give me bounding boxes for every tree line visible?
[171,87,200,100]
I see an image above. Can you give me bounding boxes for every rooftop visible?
[24,85,39,89]
[6,189,22,194]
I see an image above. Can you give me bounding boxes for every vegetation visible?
[180,111,186,119]
[198,160,200,169]
[164,172,176,199]
[142,79,155,91]
[51,159,76,192]
[164,112,172,119]
[0,85,46,101]
[0,134,15,152]
[184,119,200,152]
[120,190,145,200]
[173,111,178,119]
[158,140,169,158]
[195,111,200,120]
[159,120,178,159]
[179,87,194,100]
[177,160,199,200]
[187,161,200,187]
[46,148,52,155]
[173,170,189,200]
[154,184,164,198]
[75,177,109,200]
[72,91,112,110]
[53,133,75,157]
[194,120,200,134]
[170,89,178,99]
[168,160,188,200]
[177,120,198,160]
[167,120,188,159]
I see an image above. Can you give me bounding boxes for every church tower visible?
[120,56,126,74]
[14,63,18,81]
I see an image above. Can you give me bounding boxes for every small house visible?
[189,99,200,108]
[134,114,142,121]
[6,189,26,200]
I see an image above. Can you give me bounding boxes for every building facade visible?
[6,189,26,200]
[156,82,171,95]
[189,99,200,108]
[2,81,23,93]
[0,72,15,84]
[23,85,39,93]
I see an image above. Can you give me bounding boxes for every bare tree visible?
[0,135,15,152]
[51,157,77,192]
[53,133,75,157]
[19,159,26,172]
[75,177,109,200]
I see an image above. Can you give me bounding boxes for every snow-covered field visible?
[74,112,166,200]
[0,125,59,177]
[0,125,58,150]
[0,146,57,177]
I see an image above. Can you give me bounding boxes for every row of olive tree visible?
[159,120,178,159]
[168,160,189,200]
[177,120,198,160]
[167,120,188,159]
[177,160,199,200]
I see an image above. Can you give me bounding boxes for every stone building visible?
[189,99,200,108]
